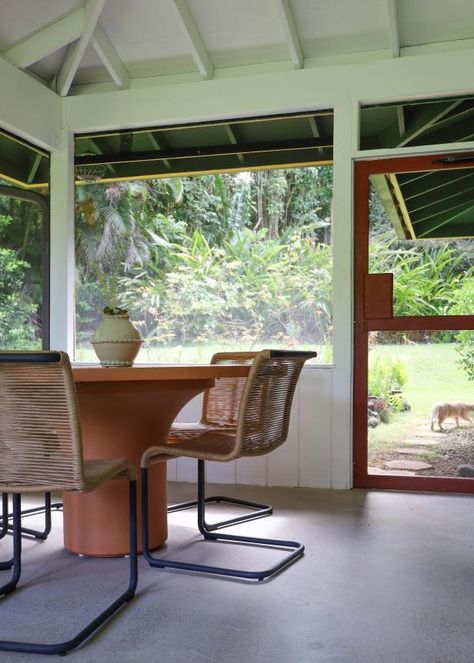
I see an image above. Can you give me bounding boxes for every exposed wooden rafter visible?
[379,99,465,148]
[2,8,84,69]
[56,0,107,97]
[275,0,303,69]
[224,125,245,164]
[75,137,329,166]
[386,0,400,57]
[91,23,130,89]
[146,133,172,170]
[169,0,214,79]
[27,153,43,184]
[308,116,325,155]
[397,100,464,147]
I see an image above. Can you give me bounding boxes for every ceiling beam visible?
[386,0,400,57]
[147,133,172,170]
[56,0,107,97]
[379,100,464,148]
[417,203,474,238]
[308,116,325,155]
[27,153,43,184]
[91,23,130,89]
[86,137,117,175]
[169,0,214,79]
[75,137,330,166]
[224,125,245,163]
[275,0,303,69]
[398,100,464,147]
[2,8,84,69]
[396,106,405,136]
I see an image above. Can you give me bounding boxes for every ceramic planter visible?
[92,313,142,367]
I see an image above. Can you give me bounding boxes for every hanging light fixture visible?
[75,153,107,182]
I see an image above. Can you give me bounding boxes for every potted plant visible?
[91,250,142,367]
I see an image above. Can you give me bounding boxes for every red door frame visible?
[354,152,474,493]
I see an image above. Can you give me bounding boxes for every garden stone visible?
[384,460,433,471]
[394,447,430,455]
[368,466,415,476]
[415,431,445,439]
[404,439,440,446]
[368,416,379,428]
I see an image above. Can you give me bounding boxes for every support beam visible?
[27,153,43,183]
[275,0,304,69]
[50,130,75,355]
[308,115,325,155]
[0,55,60,151]
[169,0,214,79]
[87,137,117,175]
[398,100,464,147]
[74,137,330,166]
[379,99,464,148]
[91,23,130,89]
[2,8,84,69]
[396,106,405,136]
[147,133,172,170]
[56,0,107,97]
[224,125,245,163]
[386,0,400,58]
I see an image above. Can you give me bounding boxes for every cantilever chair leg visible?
[143,460,304,581]
[0,483,138,656]
[1,492,62,542]
[0,494,13,572]
[167,485,273,531]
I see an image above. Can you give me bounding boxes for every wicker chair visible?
[141,349,316,581]
[0,351,138,656]
[168,351,273,529]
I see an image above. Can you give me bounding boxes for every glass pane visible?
[0,187,48,350]
[75,166,333,364]
[369,169,474,316]
[368,331,474,478]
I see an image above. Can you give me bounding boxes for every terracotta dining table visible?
[63,364,249,557]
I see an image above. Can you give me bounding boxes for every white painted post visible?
[330,97,359,489]
[49,129,75,355]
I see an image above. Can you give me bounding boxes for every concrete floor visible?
[0,483,473,663]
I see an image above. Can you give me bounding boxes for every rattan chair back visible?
[0,351,85,493]
[234,350,315,457]
[202,352,257,427]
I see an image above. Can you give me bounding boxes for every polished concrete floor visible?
[0,483,473,663]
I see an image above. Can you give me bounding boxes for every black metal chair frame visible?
[167,493,272,530]
[0,351,138,656]
[143,459,304,581]
[0,493,58,572]
[0,482,138,656]
[167,351,273,530]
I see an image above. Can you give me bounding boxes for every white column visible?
[49,128,75,355]
[330,97,358,489]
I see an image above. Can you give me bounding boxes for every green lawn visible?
[75,341,330,365]
[369,342,474,450]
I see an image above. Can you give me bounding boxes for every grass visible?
[75,340,331,365]
[369,342,474,451]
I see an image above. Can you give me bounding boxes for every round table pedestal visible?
[63,379,213,557]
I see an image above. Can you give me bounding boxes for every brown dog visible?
[430,402,474,431]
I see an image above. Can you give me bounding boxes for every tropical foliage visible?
[0,193,44,349]
[75,168,333,356]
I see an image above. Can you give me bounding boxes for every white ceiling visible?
[1,0,474,96]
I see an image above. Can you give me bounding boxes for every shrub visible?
[368,356,407,401]
[0,247,38,349]
[449,278,474,381]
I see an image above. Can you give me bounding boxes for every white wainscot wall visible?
[166,367,333,489]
